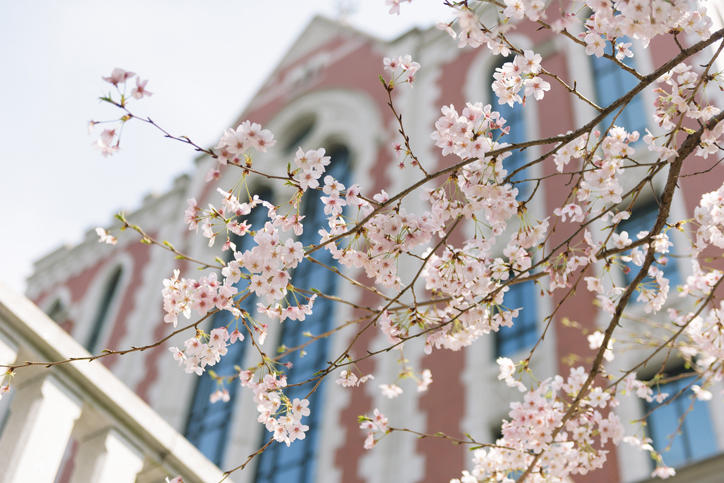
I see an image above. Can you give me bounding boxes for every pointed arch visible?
[86,265,124,351]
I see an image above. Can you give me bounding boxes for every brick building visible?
[23,11,724,483]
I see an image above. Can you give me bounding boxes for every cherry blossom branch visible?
[504,26,724,183]
[387,427,496,448]
[382,78,429,175]
[306,255,401,305]
[116,212,223,270]
[608,275,724,389]
[303,27,724,265]
[269,313,370,363]
[220,438,274,481]
[0,311,216,371]
[540,67,602,112]
[517,108,724,482]
[292,285,377,312]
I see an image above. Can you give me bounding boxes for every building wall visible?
[26,15,724,483]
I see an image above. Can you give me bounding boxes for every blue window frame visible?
[184,194,270,466]
[644,372,718,467]
[490,58,530,200]
[617,201,680,294]
[495,279,538,357]
[590,38,647,135]
[86,266,123,351]
[255,145,351,483]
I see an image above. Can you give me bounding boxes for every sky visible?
[0,0,451,293]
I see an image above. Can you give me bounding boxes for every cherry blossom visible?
[359,408,389,449]
[102,67,135,86]
[83,3,724,479]
[131,78,152,99]
[95,227,117,245]
[383,54,420,85]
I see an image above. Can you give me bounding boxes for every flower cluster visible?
[102,67,152,99]
[578,127,638,205]
[646,62,724,161]
[321,175,347,217]
[359,408,389,449]
[336,370,374,388]
[240,371,310,446]
[93,67,152,156]
[582,0,712,51]
[162,270,238,327]
[323,195,435,288]
[492,50,550,106]
[455,366,624,482]
[683,301,724,382]
[169,327,232,376]
[694,181,724,253]
[214,120,276,168]
[383,54,420,86]
[435,0,713,77]
[585,226,675,315]
[292,148,330,191]
[432,102,503,160]
[257,294,316,323]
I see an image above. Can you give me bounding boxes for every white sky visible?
[0,0,451,293]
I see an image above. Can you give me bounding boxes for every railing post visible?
[0,330,18,428]
[0,374,82,483]
[70,428,144,483]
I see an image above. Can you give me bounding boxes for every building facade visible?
[22,11,724,483]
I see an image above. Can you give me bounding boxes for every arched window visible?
[590,38,647,135]
[184,189,271,466]
[489,58,531,200]
[494,278,538,358]
[86,266,123,351]
[254,145,351,483]
[46,299,69,325]
[282,115,316,154]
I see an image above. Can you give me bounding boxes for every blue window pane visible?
[184,193,270,466]
[255,146,351,483]
[273,465,304,482]
[591,38,647,135]
[490,59,530,200]
[687,397,718,459]
[647,397,688,467]
[617,201,680,298]
[495,279,538,357]
[645,374,718,468]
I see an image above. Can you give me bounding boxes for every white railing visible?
[0,283,229,483]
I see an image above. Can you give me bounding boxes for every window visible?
[489,58,531,200]
[86,266,123,351]
[184,192,270,467]
[617,200,680,296]
[282,116,316,154]
[46,299,69,325]
[255,145,351,483]
[590,38,647,135]
[494,279,538,358]
[644,371,718,467]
